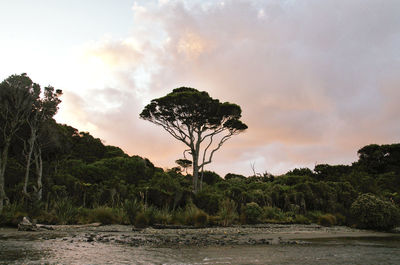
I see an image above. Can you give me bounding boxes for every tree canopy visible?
[140,87,247,192]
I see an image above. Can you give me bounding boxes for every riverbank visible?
[1,224,398,247]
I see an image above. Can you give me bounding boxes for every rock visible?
[392,227,400,233]
[18,217,37,231]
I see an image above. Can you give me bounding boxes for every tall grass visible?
[53,198,77,224]
[0,202,26,226]
[123,199,143,224]
[218,199,237,226]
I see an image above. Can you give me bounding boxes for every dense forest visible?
[0,74,399,231]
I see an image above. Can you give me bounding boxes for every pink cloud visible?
[57,0,400,176]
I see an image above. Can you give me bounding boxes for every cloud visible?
[57,0,400,176]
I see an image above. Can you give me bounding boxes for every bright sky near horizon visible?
[1,0,400,176]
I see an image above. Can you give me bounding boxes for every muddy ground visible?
[1,224,398,247]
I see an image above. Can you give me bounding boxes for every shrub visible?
[194,192,221,215]
[318,214,337,227]
[171,208,186,225]
[134,212,149,228]
[53,198,78,224]
[262,206,285,222]
[112,207,128,224]
[218,199,238,226]
[143,206,157,225]
[208,215,220,226]
[88,207,116,225]
[36,211,59,225]
[76,207,91,224]
[194,211,209,227]
[0,203,27,226]
[350,193,400,230]
[294,215,311,224]
[334,213,346,225]
[244,202,262,224]
[153,207,172,225]
[123,199,143,225]
[183,202,199,226]
[305,211,323,223]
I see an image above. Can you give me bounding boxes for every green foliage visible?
[350,193,400,230]
[0,202,27,226]
[287,168,313,176]
[225,173,246,180]
[274,175,311,186]
[218,198,238,226]
[243,202,263,224]
[123,199,143,225]
[88,207,117,225]
[35,210,59,225]
[193,211,209,227]
[305,211,324,223]
[334,213,346,225]
[318,214,337,227]
[262,206,286,222]
[356,144,400,174]
[134,212,149,228]
[53,198,77,225]
[293,215,311,224]
[1,79,400,232]
[153,207,172,225]
[201,171,223,185]
[194,191,221,215]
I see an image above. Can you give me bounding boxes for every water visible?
[1,236,400,264]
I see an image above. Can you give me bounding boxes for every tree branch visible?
[199,132,233,168]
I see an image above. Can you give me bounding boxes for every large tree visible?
[140,87,247,193]
[0,74,38,213]
[22,85,62,200]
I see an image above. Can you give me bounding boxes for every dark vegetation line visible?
[0,74,399,231]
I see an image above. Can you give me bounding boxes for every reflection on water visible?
[1,237,400,264]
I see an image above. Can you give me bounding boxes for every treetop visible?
[140,87,248,133]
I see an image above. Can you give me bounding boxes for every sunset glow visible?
[1,0,400,176]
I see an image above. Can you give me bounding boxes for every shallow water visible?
[1,236,400,264]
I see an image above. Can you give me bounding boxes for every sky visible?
[1,0,400,176]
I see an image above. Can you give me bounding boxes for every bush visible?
[318,214,337,227]
[244,202,262,224]
[53,198,78,224]
[0,203,27,226]
[305,211,324,223]
[334,213,346,225]
[294,215,311,224]
[183,202,200,226]
[36,211,59,225]
[134,212,149,228]
[350,193,400,230]
[194,191,221,215]
[123,199,143,225]
[88,207,116,225]
[153,207,172,225]
[143,206,157,225]
[218,199,238,226]
[194,211,209,227]
[262,206,286,222]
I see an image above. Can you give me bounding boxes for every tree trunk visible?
[0,139,11,214]
[200,166,204,191]
[192,151,200,193]
[34,147,43,201]
[23,130,36,196]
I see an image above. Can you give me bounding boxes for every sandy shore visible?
[1,224,399,247]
